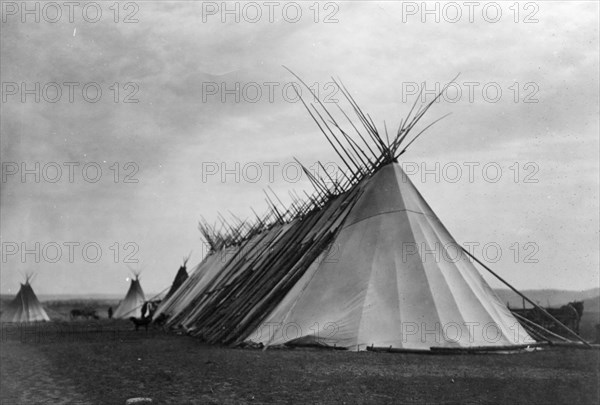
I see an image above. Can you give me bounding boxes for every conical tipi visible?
[1,276,50,323]
[154,74,538,351]
[113,274,145,318]
[164,256,190,301]
[250,164,534,349]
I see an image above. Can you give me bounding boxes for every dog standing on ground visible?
[129,316,152,331]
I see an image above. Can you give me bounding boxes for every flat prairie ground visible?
[1,320,599,404]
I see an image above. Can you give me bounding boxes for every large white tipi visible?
[154,74,540,351]
[113,274,146,319]
[250,163,533,349]
[1,276,50,323]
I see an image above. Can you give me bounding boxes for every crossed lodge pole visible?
[462,247,591,347]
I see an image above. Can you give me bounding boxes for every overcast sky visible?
[1,1,598,297]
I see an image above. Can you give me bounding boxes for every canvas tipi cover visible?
[113,275,145,318]
[1,278,50,323]
[250,164,534,350]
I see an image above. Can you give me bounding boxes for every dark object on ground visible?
[129,316,152,331]
[70,308,99,320]
[511,301,584,336]
[153,313,168,326]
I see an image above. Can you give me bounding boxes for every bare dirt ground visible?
[1,320,599,404]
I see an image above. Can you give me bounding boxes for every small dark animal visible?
[129,316,152,331]
[71,308,99,320]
